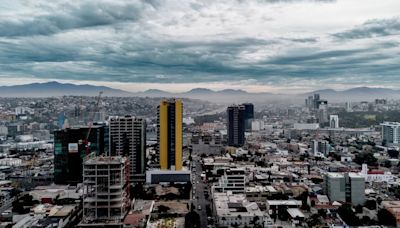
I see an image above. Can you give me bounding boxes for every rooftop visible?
[214,192,264,218]
[287,208,305,218]
[266,200,302,206]
[84,155,127,165]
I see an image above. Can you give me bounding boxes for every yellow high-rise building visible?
[157,99,183,170]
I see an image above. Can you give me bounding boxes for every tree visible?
[278,207,288,221]
[364,199,377,210]
[377,197,383,205]
[384,160,392,168]
[354,152,378,166]
[158,205,170,213]
[355,204,363,214]
[337,204,361,226]
[378,209,396,226]
[318,209,327,218]
[361,216,372,226]
[388,149,399,158]
[306,214,322,227]
[185,211,200,228]
[236,214,242,226]
[295,191,309,208]
[250,216,260,227]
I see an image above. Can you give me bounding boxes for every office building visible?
[227,105,246,147]
[157,99,183,171]
[54,125,105,185]
[305,94,320,110]
[375,99,387,105]
[212,168,246,194]
[329,115,339,128]
[324,172,365,205]
[93,122,109,157]
[381,122,400,146]
[305,95,314,109]
[243,103,254,131]
[317,104,328,124]
[109,116,146,183]
[313,94,320,109]
[81,155,130,227]
[311,140,331,157]
[305,94,328,112]
[345,102,352,112]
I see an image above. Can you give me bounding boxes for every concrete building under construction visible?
[80,155,130,227]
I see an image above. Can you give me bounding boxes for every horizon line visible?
[0,78,397,95]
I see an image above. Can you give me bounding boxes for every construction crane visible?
[84,91,103,155]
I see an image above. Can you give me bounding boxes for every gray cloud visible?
[257,0,336,3]
[0,0,399,91]
[333,18,400,40]
[0,1,148,37]
[1,32,398,86]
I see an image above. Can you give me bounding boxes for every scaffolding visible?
[80,155,130,227]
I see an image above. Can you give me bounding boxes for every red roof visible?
[124,213,145,226]
[314,205,338,209]
[368,170,385,174]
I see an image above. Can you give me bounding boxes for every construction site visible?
[80,155,130,227]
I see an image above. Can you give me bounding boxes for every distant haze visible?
[1,82,399,104]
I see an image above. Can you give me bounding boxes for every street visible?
[0,196,15,214]
[191,155,211,228]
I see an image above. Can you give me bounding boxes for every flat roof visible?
[348,172,364,178]
[326,173,343,178]
[316,195,329,203]
[214,192,264,218]
[287,208,305,218]
[383,201,400,208]
[266,200,302,206]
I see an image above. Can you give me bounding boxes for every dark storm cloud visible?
[333,18,400,40]
[0,1,147,37]
[0,0,399,90]
[1,31,398,86]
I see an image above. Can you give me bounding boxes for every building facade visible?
[329,115,339,128]
[324,172,365,205]
[311,140,331,157]
[81,155,130,227]
[381,122,400,146]
[109,116,146,183]
[243,103,254,131]
[213,192,270,228]
[157,99,183,171]
[212,169,246,194]
[54,125,105,185]
[227,105,245,147]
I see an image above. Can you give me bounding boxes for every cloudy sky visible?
[0,0,399,93]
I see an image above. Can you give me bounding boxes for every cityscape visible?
[0,89,400,227]
[1,0,400,228]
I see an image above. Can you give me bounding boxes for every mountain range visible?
[0,81,399,103]
[0,81,132,97]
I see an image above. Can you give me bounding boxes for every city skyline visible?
[0,0,399,93]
